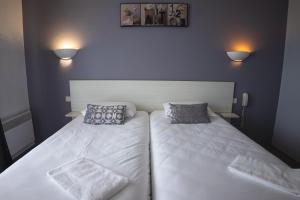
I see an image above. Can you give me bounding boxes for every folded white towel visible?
[228,155,300,197]
[48,158,129,200]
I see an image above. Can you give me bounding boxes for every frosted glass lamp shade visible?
[54,49,78,60]
[226,51,250,62]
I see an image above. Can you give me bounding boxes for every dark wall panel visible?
[22,0,288,145]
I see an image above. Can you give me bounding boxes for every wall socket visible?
[65,96,71,102]
[233,98,238,104]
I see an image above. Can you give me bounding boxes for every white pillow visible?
[163,101,218,117]
[81,102,136,118]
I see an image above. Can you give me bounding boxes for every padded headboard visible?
[70,80,235,113]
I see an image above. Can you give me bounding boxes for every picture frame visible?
[120,3,189,27]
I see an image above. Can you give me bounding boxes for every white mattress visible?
[0,111,150,200]
[150,111,298,200]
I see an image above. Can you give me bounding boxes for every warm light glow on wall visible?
[230,61,243,69]
[51,32,82,50]
[229,39,254,53]
[232,44,252,53]
[60,59,73,67]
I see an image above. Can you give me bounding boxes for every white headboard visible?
[70,80,235,113]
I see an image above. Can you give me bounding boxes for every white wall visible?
[0,0,35,158]
[0,0,30,118]
[273,0,300,162]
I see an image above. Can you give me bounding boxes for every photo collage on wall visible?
[121,3,189,27]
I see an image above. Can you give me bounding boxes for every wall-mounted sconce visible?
[226,51,250,62]
[54,48,78,60]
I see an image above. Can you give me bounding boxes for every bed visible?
[3,80,291,200]
[1,80,232,200]
[150,111,298,200]
[0,111,150,200]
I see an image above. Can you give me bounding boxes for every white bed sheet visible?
[0,111,150,200]
[150,111,298,200]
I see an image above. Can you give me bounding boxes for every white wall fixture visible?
[54,49,78,60]
[226,51,250,62]
[2,110,35,159]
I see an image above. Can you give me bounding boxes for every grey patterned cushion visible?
[83,104,126,125]
[168,103,211,124]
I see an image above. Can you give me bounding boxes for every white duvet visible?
[0,111,150,200]
[228,155,300,197]
[150,111,298,200]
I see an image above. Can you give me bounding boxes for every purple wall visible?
[22,0,288,145]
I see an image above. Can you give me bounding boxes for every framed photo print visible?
[120,3,189,27]
[167,4,188,26]
[141,4,168,26]
[120,4,141,26]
